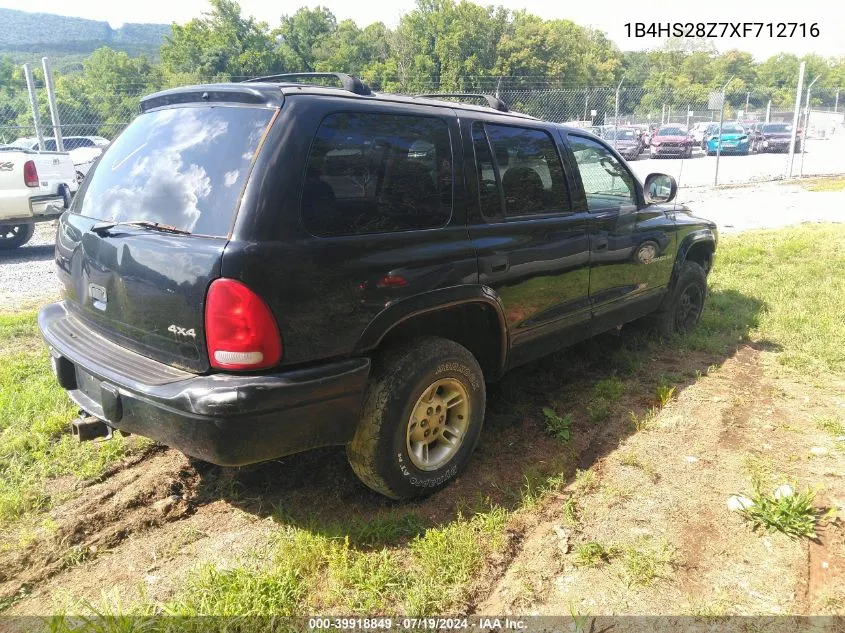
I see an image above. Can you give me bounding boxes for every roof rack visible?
[243,72,372,96]
[415,93,509,113]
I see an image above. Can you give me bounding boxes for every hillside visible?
[0,7,169,69]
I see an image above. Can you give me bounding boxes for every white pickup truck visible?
[0,149,78,249]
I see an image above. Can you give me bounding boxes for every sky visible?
[1,0,843,60]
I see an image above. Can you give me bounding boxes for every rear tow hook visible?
[71,415,113,442]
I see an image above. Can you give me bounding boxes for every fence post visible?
[41,57,63,152]
[23,63,45,151]
[614,75,624,149]
[766,100,771,123]
[787,62,805,178]
[714,76,734,187]
[800,75,820,177]
[835,88,839,113]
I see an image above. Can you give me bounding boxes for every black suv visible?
[38,73,717,500]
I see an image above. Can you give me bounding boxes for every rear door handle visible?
[486,256,509,274]
[594,237,608,251]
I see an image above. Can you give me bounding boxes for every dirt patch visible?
[475,346,845,616]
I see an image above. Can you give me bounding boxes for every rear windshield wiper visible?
[89,220,191,236]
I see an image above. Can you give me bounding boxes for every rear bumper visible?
[38,301,370,466]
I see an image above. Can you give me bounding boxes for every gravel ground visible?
[1,180,843,311]
[0,222,61,311]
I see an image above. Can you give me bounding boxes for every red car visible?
[650,125,693,159]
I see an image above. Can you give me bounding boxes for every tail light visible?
[205,279,282,371]
[23,160,38,187]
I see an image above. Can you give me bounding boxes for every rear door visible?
[464,118,592,368]
[56,103,276,372]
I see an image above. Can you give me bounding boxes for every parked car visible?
[38,74,717,500]
[705,123,750,156]
[0,147,78,248]
[649,125,693,158]
[691,121,717,146]
[603,126,646,160]
[749,122,800,153]
[7,136,109,183]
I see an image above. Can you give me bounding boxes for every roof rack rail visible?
[242,72,372,96]
[416,93,509,112]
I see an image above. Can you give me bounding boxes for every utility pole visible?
[745,91,750,115]
[661,103,666,124]
[766,100,771,123]
[835,88,840,113]
[41,57,63,152]
[23,64,45,151]
[800,75,820,177]
[787,62,806,178]
[584,90,589,121]
[714,76,734,187]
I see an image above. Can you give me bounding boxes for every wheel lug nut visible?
[427,407,433,415]
[424,430,430,437]
[421,419,428,428]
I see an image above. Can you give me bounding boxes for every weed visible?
[521,472,565,508]
[743,455,774,492]
[543,407,573,442]
[573,541,617,567]
[655,384,676,407]
[621,538,675,587]
[629,407,659,432]
[816,416,844,437]
[572,469,598,494]
[619,451,659,483]
[739,486,822,539]
[561,497,580,525]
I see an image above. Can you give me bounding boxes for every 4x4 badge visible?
[168,325,196,338]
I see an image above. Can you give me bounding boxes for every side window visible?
[301,112,452,237]
[481,123,571,218]
[471,122,503,218]
[569,134,637,212]
[44,139,57,151]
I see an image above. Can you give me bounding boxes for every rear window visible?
[75,105,274,236]
[301,112,453,237]
[763,123,791,133]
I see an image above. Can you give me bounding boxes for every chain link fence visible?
[2,69,844,187]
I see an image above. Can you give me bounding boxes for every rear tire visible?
[347,337,486,500]
[653,261,708,337]
[0,224,35,250]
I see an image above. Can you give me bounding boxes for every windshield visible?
[657,127,686,136]
[75,105,274,236]
[606,129,636,140]
[762,123,791,133]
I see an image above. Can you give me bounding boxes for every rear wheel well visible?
[375,303,505,381]
[684,240,715,274]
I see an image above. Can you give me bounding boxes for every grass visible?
[0,312,134,534]
[586,376,625,423]
[573,541,617,567]
[816,415,845,438]
[620,538,676,587]
[739,486,823,539]
[801,176,845,192]
[619,450,659,483]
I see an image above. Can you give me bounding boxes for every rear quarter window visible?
[75,105,274,237]
[301,112,453,237]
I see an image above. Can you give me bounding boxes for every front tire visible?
[0,224,35,250]
[347,337,486,500]
[654,261,708,337]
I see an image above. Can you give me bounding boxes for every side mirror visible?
[644,173,677,204]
